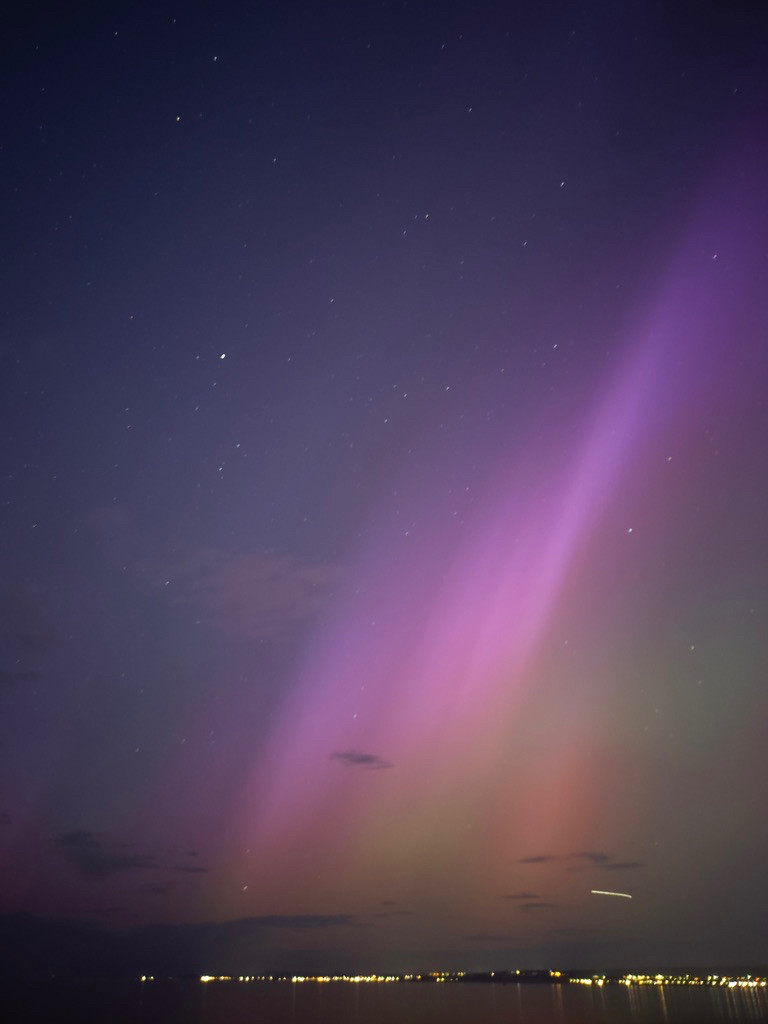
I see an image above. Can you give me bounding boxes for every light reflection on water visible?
[8,980,768,1024]
[145,980,768,1024]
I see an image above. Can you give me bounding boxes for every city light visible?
[146,970,765,989]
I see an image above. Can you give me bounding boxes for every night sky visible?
[2,1,768,977]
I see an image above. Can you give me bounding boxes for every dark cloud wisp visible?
[55,830,156,878]
[330,750,392,770]
[571,851,612,864]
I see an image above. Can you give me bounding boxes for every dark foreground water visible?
[5,979,768,1024]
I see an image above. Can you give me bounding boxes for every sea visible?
[5,979,768,1024]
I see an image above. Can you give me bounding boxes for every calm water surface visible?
[7,980,768,1023]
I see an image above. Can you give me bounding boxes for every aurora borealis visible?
[1,1,767,976]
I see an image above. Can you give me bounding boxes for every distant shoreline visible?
[141,970,767,988]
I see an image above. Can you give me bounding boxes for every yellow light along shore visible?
[136,970,767,989]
